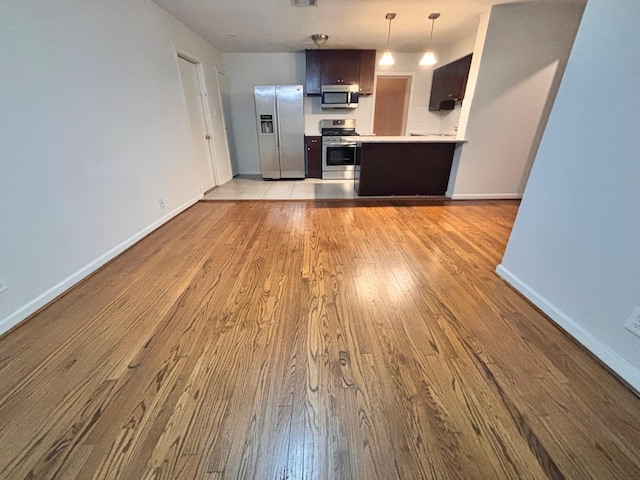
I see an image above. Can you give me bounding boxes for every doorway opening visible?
[373,76,412,136]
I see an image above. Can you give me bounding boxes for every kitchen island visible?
[346,136,465,196]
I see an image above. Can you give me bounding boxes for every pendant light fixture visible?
[379,13,396,66]
[420,13,440,66]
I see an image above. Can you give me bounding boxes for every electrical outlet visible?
[623,306,640,338]
[159,198,165,210]
[0,275,8,295]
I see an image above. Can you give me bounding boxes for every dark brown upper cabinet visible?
[429,54,473,111]
[358,50,377,95]
[305,49,377,95]
[320,50,360,86]
[305,50,322,96]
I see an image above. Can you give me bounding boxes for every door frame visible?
[175,50,220,189]
[371,73,415,136]
[215,68,236,178]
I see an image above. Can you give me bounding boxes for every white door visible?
[178,56,215,192]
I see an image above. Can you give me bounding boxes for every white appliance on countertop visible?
[254,85,305,179]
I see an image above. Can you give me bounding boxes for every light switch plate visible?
[0,274,8,295]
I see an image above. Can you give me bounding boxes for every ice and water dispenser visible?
[259,114,274,134]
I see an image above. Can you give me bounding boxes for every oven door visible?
[322,140,356,179]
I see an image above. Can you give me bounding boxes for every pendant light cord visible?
[386,19,392,50]
[427,19,435,50]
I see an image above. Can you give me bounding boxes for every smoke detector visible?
[291,0,317,6]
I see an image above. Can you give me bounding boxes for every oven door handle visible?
[324,142,357,147]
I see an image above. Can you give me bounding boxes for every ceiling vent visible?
[291,0,317,6]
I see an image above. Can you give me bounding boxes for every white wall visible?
[439,33,477,67]
[497,0,640,392]
[0,0,230,335]
[448,1,585,199]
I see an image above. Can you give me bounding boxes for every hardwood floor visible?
[1,200,639,479]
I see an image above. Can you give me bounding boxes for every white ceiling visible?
[152,0,519,53]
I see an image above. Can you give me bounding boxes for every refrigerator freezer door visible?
[275,85,305,178]
[254,85,280,179]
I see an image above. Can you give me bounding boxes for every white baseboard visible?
[451,193,523,200]
[0,195,202,337]
[496,264,640,393]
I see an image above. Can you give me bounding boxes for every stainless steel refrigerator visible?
[254,85,305,179]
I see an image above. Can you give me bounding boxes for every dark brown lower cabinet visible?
[305,135,322,178]
[355,142,455,196]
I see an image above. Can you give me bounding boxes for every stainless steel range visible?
[321,119,357,180]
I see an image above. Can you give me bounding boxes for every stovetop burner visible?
[320,118,357,137]
[322,129,357,136]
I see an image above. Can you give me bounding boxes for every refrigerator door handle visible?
[275,99,281,149]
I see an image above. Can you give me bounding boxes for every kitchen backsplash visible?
[406,105,462,136]
[439,107,463,135]
[304,95,463,136]
[304,95,375,135]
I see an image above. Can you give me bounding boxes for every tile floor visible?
[202,175,358,201]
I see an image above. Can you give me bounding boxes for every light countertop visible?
[344,135,465,143]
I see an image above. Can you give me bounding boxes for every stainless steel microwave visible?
[321,84,359,109]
